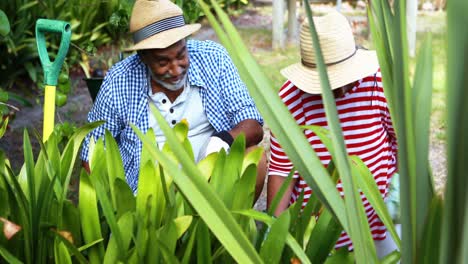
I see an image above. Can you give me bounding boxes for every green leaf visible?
[349,155,401,250]
[0,9,10,36]
[114,178,136,218]
[50,229,88,264]
[54,240,72,264]
[103,212,134,264]
[196,221,212,264]
[411,34,435,244]
[18,1,39,12]
[0,246,22,264]
[232,164,256,212]
[235,209,311,264]
[0,117,8,139]
[324,247,354,264]
[305,207,343,263]
[260,210,290,264]
[136,160,158,225]
[302,3,377,262]
[78,170,104,263]
[132,107,263,263]
[199,0,348,233]
[441,0,468,262]
[419,195,443,263]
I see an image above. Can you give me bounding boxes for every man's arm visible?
[228,119,263,148]
[82,161,90,174]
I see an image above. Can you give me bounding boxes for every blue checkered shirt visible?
[80,40,263,192]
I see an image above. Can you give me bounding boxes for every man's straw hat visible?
[281,11,379,94]
[125,0,201,51]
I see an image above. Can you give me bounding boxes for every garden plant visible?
[0,0,466,263]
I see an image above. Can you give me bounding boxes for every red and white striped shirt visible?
[268,70,398,249]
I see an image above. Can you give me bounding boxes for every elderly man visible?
[81,0,265,197]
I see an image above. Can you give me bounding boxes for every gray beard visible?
[149,69,187,91]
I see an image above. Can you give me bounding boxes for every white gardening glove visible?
[200,131,233,158]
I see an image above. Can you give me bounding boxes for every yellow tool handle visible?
[43,85,56,142]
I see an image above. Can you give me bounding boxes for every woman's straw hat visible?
[125,0,201,51]
[281,11,379,94]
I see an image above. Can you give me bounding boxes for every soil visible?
[0,4,447,211]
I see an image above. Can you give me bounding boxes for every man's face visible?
[140,39,189,90]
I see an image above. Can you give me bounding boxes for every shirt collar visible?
[187,54,205,88]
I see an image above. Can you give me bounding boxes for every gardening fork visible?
[35,19,71,142]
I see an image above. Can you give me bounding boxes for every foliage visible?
[369,0,468,262]
[174,0,250,24]
[0,0,133,92]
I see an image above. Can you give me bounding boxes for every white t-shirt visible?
[147,81,215,162]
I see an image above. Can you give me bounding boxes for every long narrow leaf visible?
[260,210,290,264]
[235,209,311,264]
[200,0,348,233]
[302,3,377,262]
[441,0,468,262]
[78,170,104,263]
[411,34,434,244]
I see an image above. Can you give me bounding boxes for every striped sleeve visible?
[268,81,304,178]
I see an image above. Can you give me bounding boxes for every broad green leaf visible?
[324,247,354,264]
[0,117,8,138]
[305,207,343,263]
[380,250,401,264]
[419,195,443,264]
[235,209,311,264]
[349,155,401,250]
[197,154,217,181]
[104,212,134,264]
[104,130,126,208]
[133,113,262,264]
[181,220,199,264]
[78,170,104,263]
[196,221,212,264]
[50,229,88,264]
[0,10,10,36]
[155,239,182,264]
[231,164,256,212]
[62,200,82,247]
[0,165,31,262]
[89,156,126,261]
[242,146,263,173]
[260,210,290,264]
[60,121,104,185]
[0,246,22,264]
[114,178,136,218]
[174,215,193,238]
[54,240,72,264]
[441,0,468,262]
[136,161,158,225]
[412,34,434,245]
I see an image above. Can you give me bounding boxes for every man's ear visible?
[137,50,146,62]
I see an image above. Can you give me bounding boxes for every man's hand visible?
[201,131,233,158]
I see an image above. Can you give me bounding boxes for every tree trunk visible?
[287,0,299,44]
[272,0,285,50]
[336,0,343,11]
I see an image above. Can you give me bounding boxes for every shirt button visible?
[170,108,174,113]
[162,99,167,104]
[171,120,176,125]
